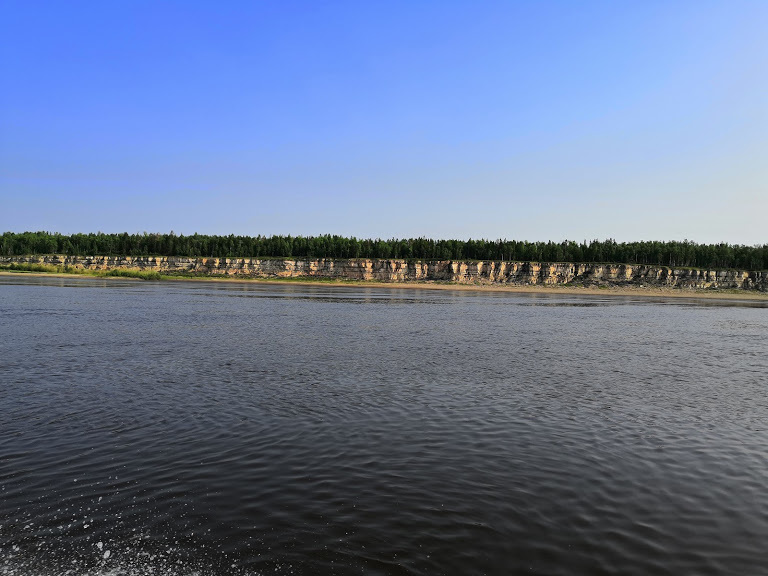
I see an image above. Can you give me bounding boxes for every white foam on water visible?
[0,541,285,576]
[0,558,274,576]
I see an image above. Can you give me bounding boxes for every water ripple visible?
[2,277,768,574]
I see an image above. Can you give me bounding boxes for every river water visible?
[1,275,768,575]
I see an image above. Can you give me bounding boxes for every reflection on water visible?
[1,276,768,575]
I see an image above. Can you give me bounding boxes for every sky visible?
[1,1,766,244]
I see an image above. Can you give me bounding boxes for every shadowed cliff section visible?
[3,255,767,291]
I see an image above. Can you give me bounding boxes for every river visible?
[2,275,767,575]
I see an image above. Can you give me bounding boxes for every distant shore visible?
[3,269,767,301]
[4,254,768,294]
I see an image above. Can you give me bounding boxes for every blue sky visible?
[1,1,766,244]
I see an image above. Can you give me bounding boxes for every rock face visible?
[3,255,768,291]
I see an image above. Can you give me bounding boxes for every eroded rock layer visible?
[3,255,767,291]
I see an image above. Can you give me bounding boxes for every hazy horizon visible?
[2,1,766,245]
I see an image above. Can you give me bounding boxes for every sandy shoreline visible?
[3,269,768,301]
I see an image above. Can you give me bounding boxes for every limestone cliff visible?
[3,255,767,291]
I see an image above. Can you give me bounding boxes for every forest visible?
[1,231,767,270]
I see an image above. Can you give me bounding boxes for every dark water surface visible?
[2,275,768,575]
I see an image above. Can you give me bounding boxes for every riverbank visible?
[170,275,768,300]
[3,254,768,292]
[3,269,767,301]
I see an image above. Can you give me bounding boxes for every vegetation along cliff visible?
[2,232,767,270]
[3,232,767,290]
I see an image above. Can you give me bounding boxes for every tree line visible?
[1,231,766,270]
